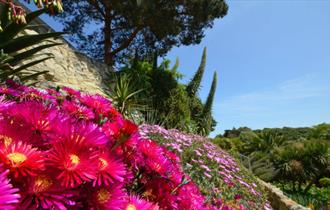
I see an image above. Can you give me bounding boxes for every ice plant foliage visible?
[0,82,224,209]
[139,125,272,210]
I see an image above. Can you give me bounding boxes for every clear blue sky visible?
[24,1,330,137]
[166,0,330,136]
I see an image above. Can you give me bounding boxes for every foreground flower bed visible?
[0,81,217,209]
[140,125,272,210]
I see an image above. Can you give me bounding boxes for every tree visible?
[57,1,228,65]
[186,47,207,97]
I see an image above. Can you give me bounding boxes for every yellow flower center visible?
[70,154,80,166]
[126,204,137,210]
[97,188,110,204]
[99,158,108,170]
[142,189,156,200]
[7,152,27,165]
[0,135,12,147]
[33,176,53,193]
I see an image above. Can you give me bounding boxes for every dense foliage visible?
[0,81,225,209]
[56,0,228,65]
[214,125,330,209]
[139,124,271,210]
[111,54,217,136]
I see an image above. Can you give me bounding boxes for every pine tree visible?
[200,71,217,135]
[186,47,207,97]
[56,1,228,65]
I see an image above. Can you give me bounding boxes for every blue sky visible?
[24,1,330,136]
[166,0,330,136]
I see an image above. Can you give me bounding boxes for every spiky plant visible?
[199,71,217,135]
[108,74,144,120]
[186,47,206,97]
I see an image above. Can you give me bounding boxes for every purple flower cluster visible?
[140,125,272,210]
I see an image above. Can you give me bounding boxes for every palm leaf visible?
[20,70,49,82]
[9,43,62,65]
[0,8,46,42]
[0,32,64,54]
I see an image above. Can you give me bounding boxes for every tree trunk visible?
[104,9,112,65]
[298,180,302,192]
[292,180,296,192]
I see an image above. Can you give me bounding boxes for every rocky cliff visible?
[22,29,112,96]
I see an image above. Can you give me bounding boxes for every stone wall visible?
[22,29,112,96]
[257,179,311,210]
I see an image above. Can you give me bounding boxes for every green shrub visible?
[162,85,191,130]
[116,58,216,134]
[319,178,330,187]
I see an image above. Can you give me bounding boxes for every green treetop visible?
[57,1,227,65]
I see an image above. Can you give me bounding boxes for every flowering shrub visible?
[139,125,272,210]
[0,81,218,210]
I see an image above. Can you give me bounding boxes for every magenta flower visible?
[94,151,126,186]
[62,100,95,120]
[90,183,126,210]
[125,195,159,210]
[6,101,59,147]
[80,94,113,116]
[47,140,98,188]
[0,165,20,209]
[19,175,76,209]
[0,141,45,178]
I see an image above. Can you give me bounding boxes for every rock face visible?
[258,179,311,210]
[22,29,112,96]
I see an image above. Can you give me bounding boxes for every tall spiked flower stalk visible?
[186,47,207,97]
[0,81,219,209]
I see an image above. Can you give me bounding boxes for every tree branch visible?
[110,27,142,56]
[87,0,105,18]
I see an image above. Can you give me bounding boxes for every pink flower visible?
[53,120,108,147]
[0,141,45,178]
[62,100,95,120]
[47,140,98,188]
[90,183,126,210]
[0,165,20,209]
[124,195,159,210]
[19,175,76,209]
[6,101,59,147]
[93,151,126,186]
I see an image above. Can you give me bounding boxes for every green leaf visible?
[0,56,53,78]
[0,32,64,54]
[20,70,49,82]
[14,56,54,72]
[10,43,62,66]
[0,3,10,29]
[0,8,46,42]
